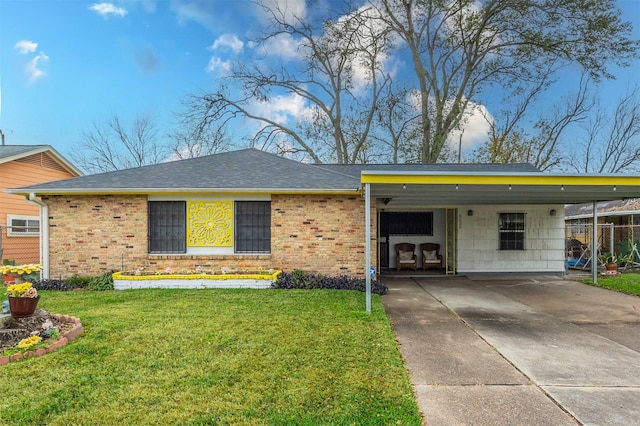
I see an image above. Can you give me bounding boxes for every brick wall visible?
[271,194,376,276]
[44,195,149,278]
[43,193,376,279]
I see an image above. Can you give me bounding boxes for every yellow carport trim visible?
[360,173,640,186]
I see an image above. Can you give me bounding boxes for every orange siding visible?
[1,154,77,263]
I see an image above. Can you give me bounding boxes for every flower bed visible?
[112,270,282,290]
[0,310,83,365]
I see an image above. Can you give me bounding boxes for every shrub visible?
[34,272,114,291]
[88,272,114,291]
[273,270,387,295]
[64,274,94,289]
[33,279,75,291]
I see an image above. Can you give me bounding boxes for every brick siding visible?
[44,195,148,278]
[43,193,376,279]
[271,194,376,276]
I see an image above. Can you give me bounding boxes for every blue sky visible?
[0,1,263,155]
[0,0,639,163]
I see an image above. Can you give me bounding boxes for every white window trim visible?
[7,215,40,237]
[498,212,526,251]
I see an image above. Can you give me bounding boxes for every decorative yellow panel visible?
[187,201,233,247]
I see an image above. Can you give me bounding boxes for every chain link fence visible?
[565,222,640,270]
[0,225,41,265]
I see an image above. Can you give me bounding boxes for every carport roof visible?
[361,171,640,206]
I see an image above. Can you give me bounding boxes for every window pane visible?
[235,201,270,253]
[8,217,40,234]
[499,213,525,250]
[148,201,186,253]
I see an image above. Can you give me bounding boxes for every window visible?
[498,213,525,250]
[7,215,40,236]
[235,201,271,253]
[147,200,270,254]
[380,211,433,236]
[148,201,186,253]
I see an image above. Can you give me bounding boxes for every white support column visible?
[26,193,49,279]
[365,183,371,313]
[592,201,598,285]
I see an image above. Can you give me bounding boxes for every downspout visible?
[592,201,598,285]
[25,193,49,279]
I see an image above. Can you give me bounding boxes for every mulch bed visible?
[0,309,83,365]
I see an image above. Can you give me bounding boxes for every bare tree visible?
[168,113,233,160]
[185,2,392,164]
[475,75,594,170]
[373,0,639,163]
[567,86,640,173]
[369,86,422,163]
[71,114,168,174]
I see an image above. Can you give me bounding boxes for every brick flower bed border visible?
[0,314,83,366]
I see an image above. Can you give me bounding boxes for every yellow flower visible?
[6,283,35,297]
[16,335,42,349]
[0,263,42,275]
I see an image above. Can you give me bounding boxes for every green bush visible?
[64,274,94,289]
[88,272,114,291]
[35,272,114,291]
[273,270,388,294]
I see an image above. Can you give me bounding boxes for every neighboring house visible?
[0,145,82,263]
[6,148,640,280]
[565,199,640,258]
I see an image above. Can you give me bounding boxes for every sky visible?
[0,0,639,167]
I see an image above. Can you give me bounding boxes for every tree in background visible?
[168,110,233,160]
[375,0,638,163]
[474,75,594,170]
[70,114,168,174]
[185,2,392,164]
[185,0,637,165]
[567,86,640,173]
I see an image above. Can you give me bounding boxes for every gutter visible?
[5,188,362,196]
[24,193,49,280]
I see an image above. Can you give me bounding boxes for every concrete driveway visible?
[382,276,640,426]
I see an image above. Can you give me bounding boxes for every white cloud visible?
[25,52,50,83]
[171,1,216,31]
[14,40,38,55]
[405,89,491,152]
[210,34,244,54]
[205,56,232,74]
[89,2,128,17]
[448,102,492,150]
[252,92,311,124]
[256,0,307,25]
[259,33,301,60]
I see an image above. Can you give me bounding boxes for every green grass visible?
[0,289,421,426]
[581,273,640,296]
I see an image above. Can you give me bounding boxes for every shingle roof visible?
[8,148,543,195]
[11,148,362,193]
[564,199,640,218]
[0,144,83,176]
[0,145,50,160]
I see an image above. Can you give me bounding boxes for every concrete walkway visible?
[382,276,640,425]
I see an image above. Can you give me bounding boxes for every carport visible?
[361,171,640,312]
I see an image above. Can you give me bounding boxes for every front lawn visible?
[581,273,640,296]
[0,289,421,425]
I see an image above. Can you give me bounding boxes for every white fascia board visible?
[4,187,362,196]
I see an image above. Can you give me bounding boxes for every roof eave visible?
[0,145,83,176]
[5,187,362,196]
